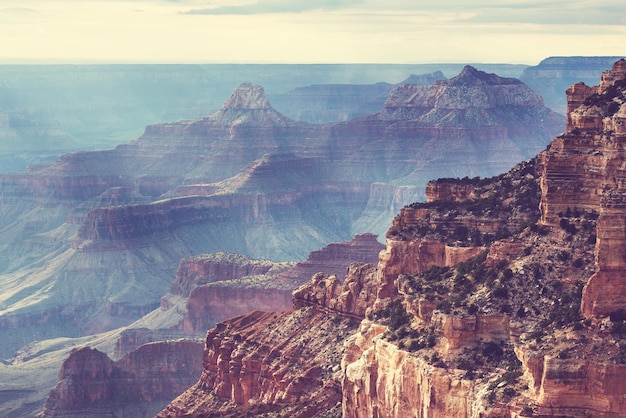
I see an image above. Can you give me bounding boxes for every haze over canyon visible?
[0,56,624,417]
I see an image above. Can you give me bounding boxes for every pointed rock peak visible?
[222,82,272,110]
[451,65,520,86]
[459,65,482,77]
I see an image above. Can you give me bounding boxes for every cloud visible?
[183,0,362,15]
[458,1,626,26]
[179,0,625,27]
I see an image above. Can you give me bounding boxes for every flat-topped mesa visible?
[424,178,478,203]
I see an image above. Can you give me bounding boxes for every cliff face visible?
[158,263,374,417]
[539,59,626,318]
[37,340,203,418]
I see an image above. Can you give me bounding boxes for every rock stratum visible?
[157,60,626,417]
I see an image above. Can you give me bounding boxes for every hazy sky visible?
[1,0,625,64]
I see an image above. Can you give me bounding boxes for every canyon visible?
[0,60,613,416]
[153,60,626,417]
[0,64,562,360]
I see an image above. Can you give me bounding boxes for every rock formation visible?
[158,262,375,418]
[539,59,626,318]
[37,340,204,418]
[159,60,626,417]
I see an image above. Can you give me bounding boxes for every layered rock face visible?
[538,59,626,318]
[158,264,374,417]
[37,340,203,418]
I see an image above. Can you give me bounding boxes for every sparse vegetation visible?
[395,159,541,246]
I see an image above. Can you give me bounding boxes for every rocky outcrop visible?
[537,59,626,318]
[170,252,279,298]
[515,345,626,417]
[292,262,379,319]
[38,340,203,418]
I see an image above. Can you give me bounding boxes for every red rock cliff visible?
[158,263,376,417]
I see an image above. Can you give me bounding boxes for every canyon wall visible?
[539,59,626,318]
[157,262,376,417]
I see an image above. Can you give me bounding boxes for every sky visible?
[0,0,625,64]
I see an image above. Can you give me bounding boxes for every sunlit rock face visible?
[538,59,626,318]
[155,263,375,417]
